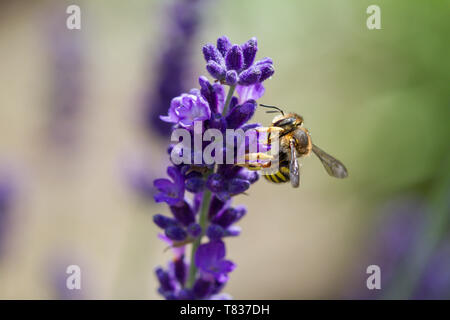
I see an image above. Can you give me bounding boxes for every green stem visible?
[186,188,212,288]
[222,85,236,116]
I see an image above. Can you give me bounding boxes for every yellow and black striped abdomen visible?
[263,165,290,184]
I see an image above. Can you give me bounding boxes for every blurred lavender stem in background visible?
[126,0,210,200]
[143,0,206,137]
[348,156,450,299]
[386,156,450,299]
[47,255,85,299]
[413,239,450,299]
[119,1,211,297]
[45,6,85,153]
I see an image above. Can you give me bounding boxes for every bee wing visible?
[289,139,300,188]
[312,144,348,178]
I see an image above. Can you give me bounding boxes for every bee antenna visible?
[259,104,285,116]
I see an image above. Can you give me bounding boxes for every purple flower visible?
[195,241,236,282]
[198,76,225,114]
[226,99,257,129]
[206,166,257,201]
[236,83,265,104]
[160,93,211,129]
[153,166,185,206]
[202,36,275,86]
[153,35,274,300]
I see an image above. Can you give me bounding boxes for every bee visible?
[253,104,348,188]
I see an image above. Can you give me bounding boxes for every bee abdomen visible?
[263,165,290,184]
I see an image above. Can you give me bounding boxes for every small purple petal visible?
[218,259,236,274]
[225,70,238,86]
[237,169,259,184]
[206,173,225,193]
[192,277,213,299]
[170,201,195,226]
[208,113,227,132]
[213,206,247,229]
[185,176,205,193]
[154,180,182,206]
[216,191,231,202]
[187,223,202,238]
[225,100,257,129]
[167,166,184,188]
[192,191,204,214]
[226,178,250,194]
[160,97,182,124]
[212,83,226,113]
[195,240,226,272]
[208,195,229,220]
[172,255,187,286]
[155,267,176,292]
[229,96,239,112]
[236,83,265,104]
[198,76,224,114]
[153,214,178,229]
[225,225,242,237]
[165,225,188,241]
[207,224,227,240]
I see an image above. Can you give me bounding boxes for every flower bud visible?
[165,225,188,241]
[238,66,261,85]
[241,37,258,69]
[153,214,178,229]
[225,45,244,71]
[225,70,238,86]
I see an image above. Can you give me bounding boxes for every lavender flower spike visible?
[153,36,275,299]
[202,36,275,87]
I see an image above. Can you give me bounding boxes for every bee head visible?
[260,104,304,130]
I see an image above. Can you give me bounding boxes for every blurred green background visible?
[0,0,448,299]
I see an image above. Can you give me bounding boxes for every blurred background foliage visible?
[0,0,448,299]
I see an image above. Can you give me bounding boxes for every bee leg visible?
[256,126,284,134]
[237,153,273,171]
[244,152,274,163]
[237,162,272,171]
[256,126,284,145]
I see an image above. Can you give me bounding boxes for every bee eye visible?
[294,129,309,147]
[274,117,295,128]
